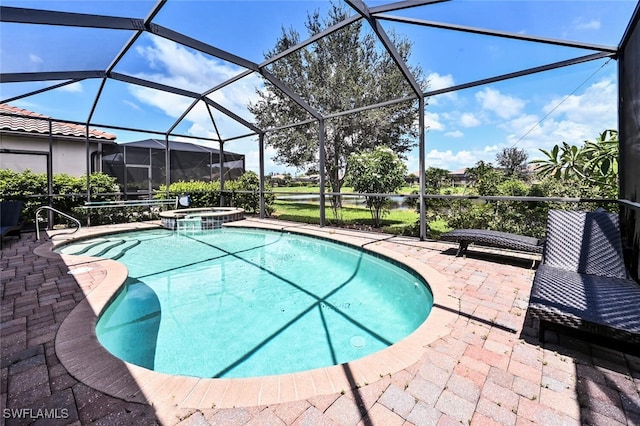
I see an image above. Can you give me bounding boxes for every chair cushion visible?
[0,201,23,227]
[543,210,628,279]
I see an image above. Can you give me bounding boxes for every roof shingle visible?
[0,103,116,141]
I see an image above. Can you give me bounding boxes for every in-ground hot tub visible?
[159,207,244,230]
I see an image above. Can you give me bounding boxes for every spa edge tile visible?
[347,358,386,387]
[291,371,316,402]
[146,375,194,408]
[164,376,202,408]
[278,373,298,404]
[310,367,338,397]
[324,366,353,395]
[257,374,281,406]
[217,378,251,408]
[198,379,231,410]
[126,365,172,391]
[178,378,210,408]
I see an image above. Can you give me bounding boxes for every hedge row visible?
[0,169,275,227]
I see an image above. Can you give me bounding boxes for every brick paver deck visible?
[1,220,639,425]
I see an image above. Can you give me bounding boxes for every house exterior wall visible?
[0,133,103,176]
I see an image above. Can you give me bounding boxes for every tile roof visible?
[449,168,468,175]
[0,103,116,141]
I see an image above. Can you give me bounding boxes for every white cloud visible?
[425,72,457,105]
[242,144,300,175]
[404,153,419,174]
[460,112,481,128]
[129,85,194,118]
[422,143,517,171]
[122,99,141,111]
[134,38,240,92]
[476,87,526,119]
[500,77,617,157]
[426,72,455,91]
[424,111,444,131]
[29,53,43,64]
[543,79,616,128]
[425,149,477,170]
[128,37,264,139]
[573,18,601,31]
[444,130,463,138]
[59,82,83,93]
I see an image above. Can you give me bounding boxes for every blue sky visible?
[1,0,637,175]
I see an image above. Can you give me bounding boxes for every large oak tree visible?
[248,2,425,200]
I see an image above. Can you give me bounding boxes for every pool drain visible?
[350,336,366,349]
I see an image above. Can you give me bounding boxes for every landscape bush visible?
[159,171,275,216]
[0,169,121,226]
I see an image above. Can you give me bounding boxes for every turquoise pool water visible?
[57,228,433,378]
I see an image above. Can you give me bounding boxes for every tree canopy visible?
[425,167,451,192]
[346,146,407,226]
[248,1,424,197]
[496,147,528,177]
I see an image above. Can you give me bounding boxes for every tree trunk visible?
[328,167,342,216]
[327,139,343,210]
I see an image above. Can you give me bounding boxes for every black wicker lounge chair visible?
[440,228,545,257]
[1,200,25,249]
[528,210,640,346]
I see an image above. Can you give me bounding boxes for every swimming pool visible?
[57,227,433,378]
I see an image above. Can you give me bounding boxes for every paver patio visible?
[1,219,639,425]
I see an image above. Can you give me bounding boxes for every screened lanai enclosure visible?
[1,0,639,276]
[102,139,244,196]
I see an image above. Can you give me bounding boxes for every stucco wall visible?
[0,133,103,176]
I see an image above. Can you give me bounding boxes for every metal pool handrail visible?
[35,206,81,240]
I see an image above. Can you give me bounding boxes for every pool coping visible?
[43,219,459,410]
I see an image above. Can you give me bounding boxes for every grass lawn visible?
[270,186,321,193]
[273,200,416,229]
[270,185,420,194]
[268,186,459,237]
[272,200,452,237]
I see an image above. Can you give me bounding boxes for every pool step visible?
[111,240,141,260]
[60,239,141,260]
[58,239,110,256]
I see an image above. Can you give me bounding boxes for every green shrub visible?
[160,171,276,216]
[159,180,222,207]
[0,169,121,226]
[227,171,276,215]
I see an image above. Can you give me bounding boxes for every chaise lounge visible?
[1,200,25,249]
[527,209,640,346]
[440,228,545,257]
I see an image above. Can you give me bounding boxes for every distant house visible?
[295,174,320,184]
[405,172,419,185]
[524,163,538,179]
[268,174,291,186]
[448,168,469,186]
[0,103,116,176]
